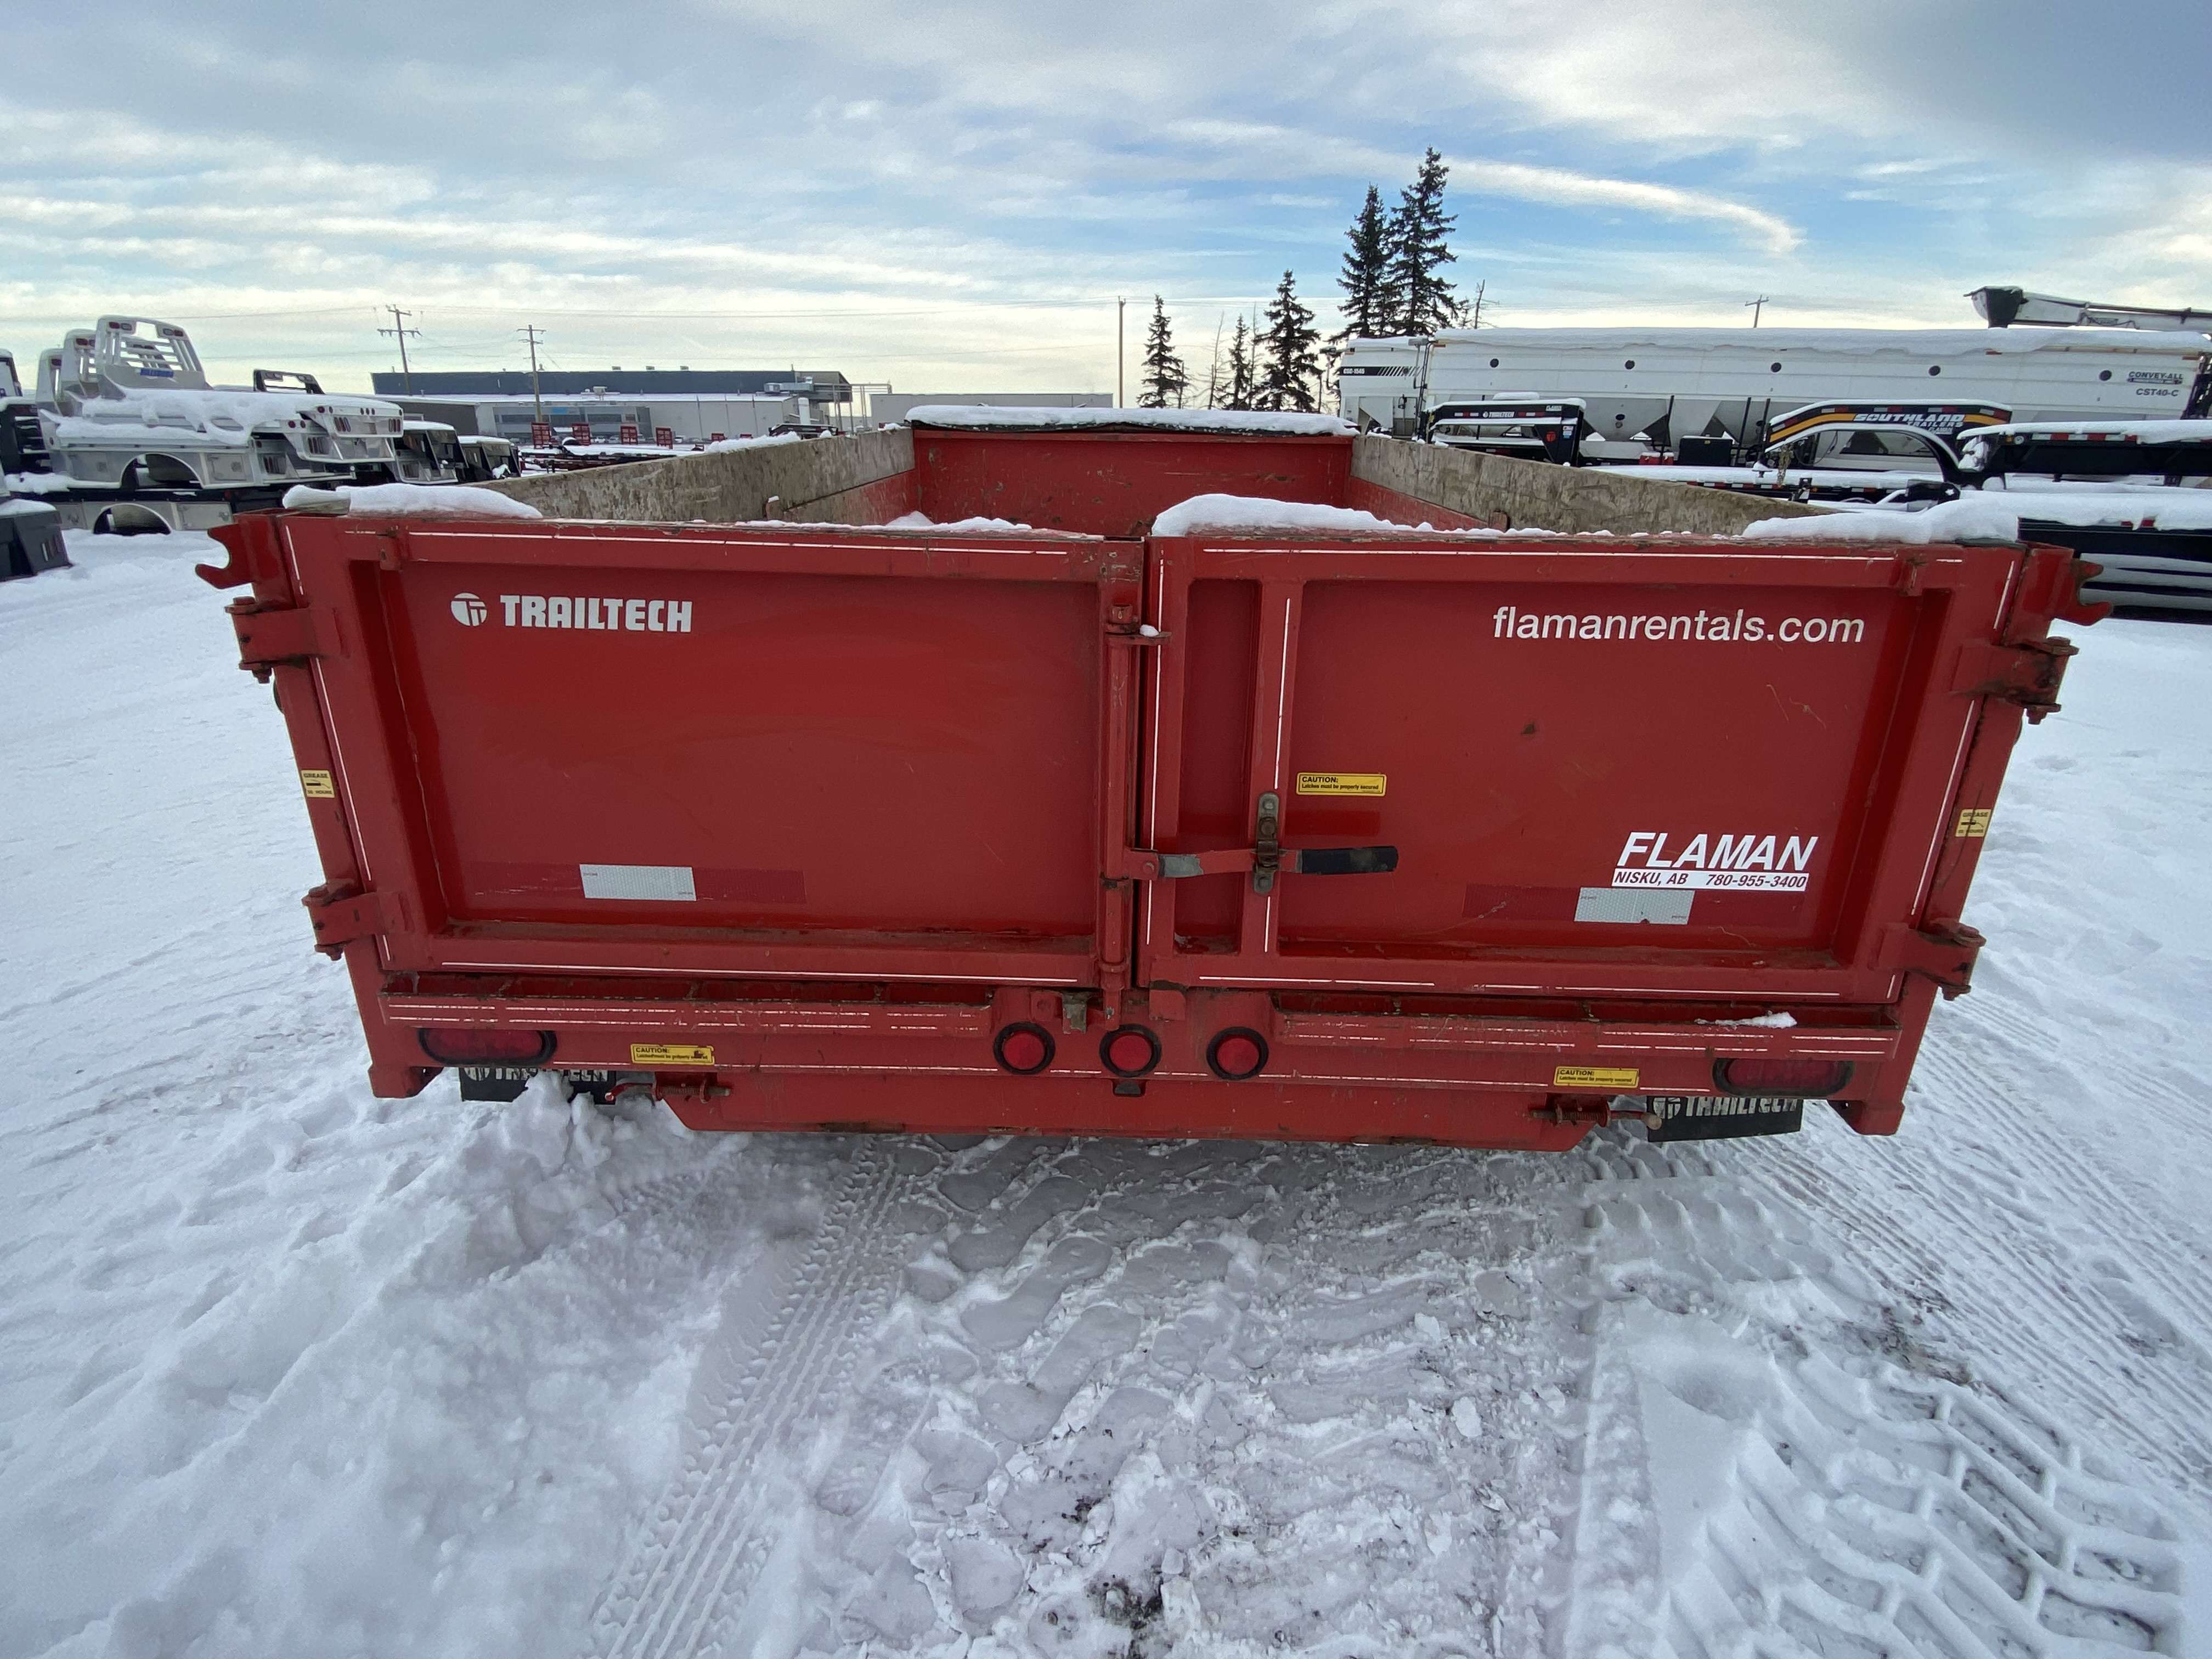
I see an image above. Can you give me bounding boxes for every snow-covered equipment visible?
[456,434,517,481]
[27,317,406,534]
[0,490,69,579]
[1340,326,2212,449]
[200,411,2100,1147]
[393,420,465,484]
[1425,400,1593,464]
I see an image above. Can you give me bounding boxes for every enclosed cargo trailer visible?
[200,413,2101,1150]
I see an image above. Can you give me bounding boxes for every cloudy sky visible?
[5,0,2209,397]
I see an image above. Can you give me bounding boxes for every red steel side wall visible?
[913,430,1353,537]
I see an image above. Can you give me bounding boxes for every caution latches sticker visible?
[1297,772,1387,797]
[630,1043,715,1066]
[1554,1065,1640,1089]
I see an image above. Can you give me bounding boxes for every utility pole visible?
[378,304,421,393]
[1745,296,1769,328]
[518,324,547,422]
[1116,297,1126,408]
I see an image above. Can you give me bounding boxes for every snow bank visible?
[908,404,1353,437]
[1742,495,2019,543]
[281,482,543,519]
[702,431,805,455]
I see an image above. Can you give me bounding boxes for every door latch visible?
[1121,790,1398,893]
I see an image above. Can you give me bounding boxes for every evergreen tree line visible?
[1133,146,1471,413]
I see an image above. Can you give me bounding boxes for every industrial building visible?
[370,367,854,445]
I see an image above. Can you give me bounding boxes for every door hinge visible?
[229,599,340,681]
[303,881,403,958]
[1880,919,1984,999]
[1951,638,2077,724]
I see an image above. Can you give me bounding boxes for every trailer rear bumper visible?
[370,976,1912,1149]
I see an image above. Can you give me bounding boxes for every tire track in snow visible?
[587,1138,932,1659]
[1570,1131,2193,1658]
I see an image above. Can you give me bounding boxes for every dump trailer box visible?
[201,420,2099,1150]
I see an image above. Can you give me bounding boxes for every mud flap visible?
[458,1065,635,1104]
[1643,1095,1807,1142]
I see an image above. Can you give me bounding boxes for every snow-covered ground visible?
[3,530,2210,1658]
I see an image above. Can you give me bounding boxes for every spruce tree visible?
[1138,295,1191,409]
[1386,146,1464,336]
[1224,317,1255,411]
[1335,184,1396,341]
[1257,270,1322,413]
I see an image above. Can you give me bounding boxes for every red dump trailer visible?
[200,417,2102,1150]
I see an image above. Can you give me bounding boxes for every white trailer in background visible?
[1339,327,2212,453]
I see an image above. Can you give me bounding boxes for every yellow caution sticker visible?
[1296,771,1387,797]
[299,769,335,798]
[1554,1065,1640,1090]
[630,1042,715,1067]
[1955,808,1993,838]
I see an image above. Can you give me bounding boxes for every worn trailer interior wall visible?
[482,421,1834,536]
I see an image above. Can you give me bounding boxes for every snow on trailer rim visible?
[905,404,1354,437]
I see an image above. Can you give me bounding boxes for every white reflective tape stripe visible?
[1576,887,1694,925]
[579,863,697,901]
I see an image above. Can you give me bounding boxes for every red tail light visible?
[1207,1028,1268,1081]
[1712,1056,1852,1097]
[1100,1026,1161,1078]
[994,1023,1055,1075]
[418,1027,556,1065]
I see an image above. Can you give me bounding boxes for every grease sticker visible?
[299,769,335,798]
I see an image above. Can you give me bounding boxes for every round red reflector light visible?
[417,1026,556,1066]
[994,1023,1054,1075]
[1712,1056,1853,1097]
[1207,1028,1268,1081]
[1100,1026,1161,1077]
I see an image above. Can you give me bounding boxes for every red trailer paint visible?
[200,425,2102,1150]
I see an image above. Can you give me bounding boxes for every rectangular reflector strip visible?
[1576,888,1693,925]
[580,863,697,901]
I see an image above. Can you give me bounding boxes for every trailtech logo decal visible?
[450,592,695,632]
[1612,829,1818,892]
